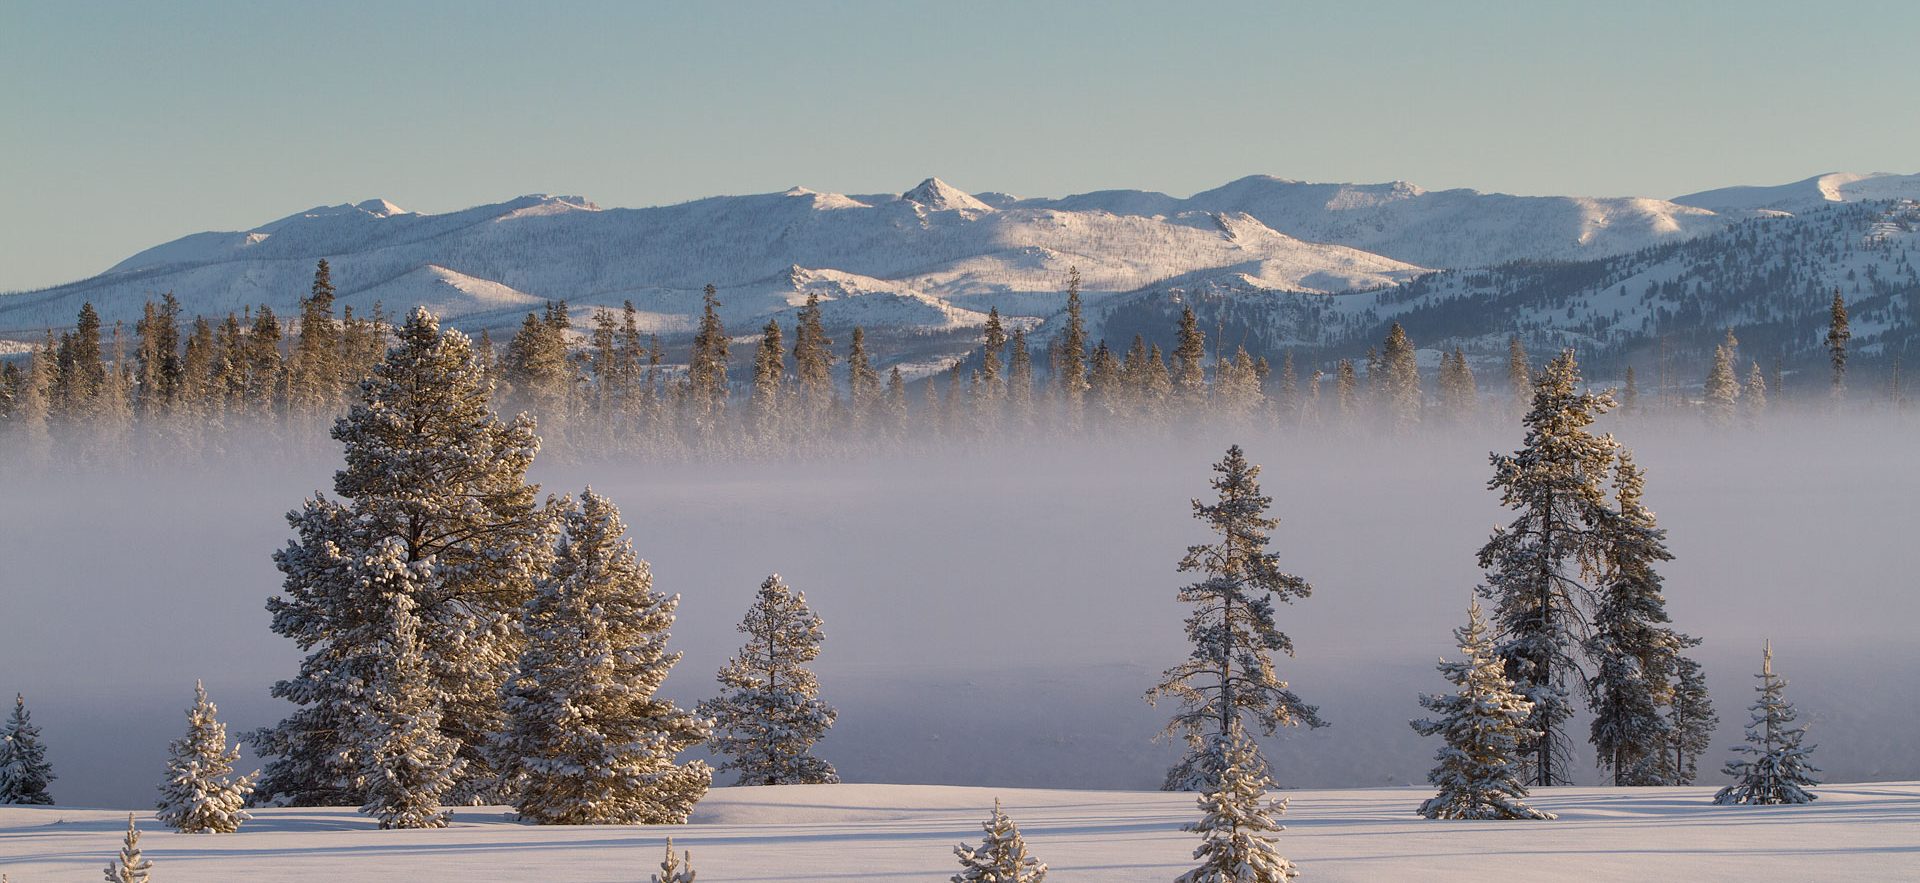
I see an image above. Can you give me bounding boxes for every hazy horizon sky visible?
[4,0,1917,290]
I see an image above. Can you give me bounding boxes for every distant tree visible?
[1175,730,1298,883]
[749,318,786,443]
[952,799,1048,883]
[1826,289,1850,402]
[1742,361,1769,421]
[156,682,255,833]
[1334,359,1358,425]
[55,302,107,420]
[846,327,883,430]
[1053,268,1089,427]
[0,694,55,805]
[499,490,712,825]
[791,292,834,423]
[687,284,730,436]
[1438,347,1477,423]
[1275,351,1300,421]
[1173,307,1208,413]
[1006,329,1036,433]
[1506,335,1531,414]
[1148,445,1325,791]
[1714,642,1819,806]
[1621,365,1639,416]
[1380,322,1421,431]
[652,837,697,883]
[1702,342,1740,426]
[287,260,342,413]
[1411,601,1553,820]
[1476,350,1617,786]
[102,814,153,883]
[700,574,839,786]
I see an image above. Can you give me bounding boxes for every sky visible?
[3,1,1917,291]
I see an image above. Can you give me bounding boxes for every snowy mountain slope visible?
[1674,171,1920,216]
[1090,200,1920,380]
[1021,175,1734,268]
[0,178,1425,345]
[3,783,1914,881]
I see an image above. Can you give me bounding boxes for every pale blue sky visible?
[3,1,1916,290]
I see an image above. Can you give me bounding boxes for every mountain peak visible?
[354,198,408,217]
[902,177,992,213]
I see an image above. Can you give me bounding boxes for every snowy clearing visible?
[4,782,1916,881]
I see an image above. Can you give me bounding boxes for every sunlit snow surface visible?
[3,782,1916,880]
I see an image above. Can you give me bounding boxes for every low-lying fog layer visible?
[2,415,1914,806]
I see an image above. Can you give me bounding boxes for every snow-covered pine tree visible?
[1148,445,1325,792]
[355,540,464,829]
[1507,336,1531,415]
[1175,730,1297,883]
[156,681,254,833]
[1173,307,1208,415]
[1702,342,1739,426]
[254,307,551,806]
[1410,601,1554,820]
[0,693,55,805]
[1585,452,1691,786]
[102,814,152,883]
[1054,267,1089,430]
[1714,642,1819,806]
[1476,349,1618,787]
[1826,289,1850,402]
[952,799,1047,883]
[652,836,696,883]
[499,489,713,825]
[1742,361,1768,420]
[1666,655,1718,784]
[699,574,839,785]
[1381,322,1421,431]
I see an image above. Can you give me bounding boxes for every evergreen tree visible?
[1826,289,1850,402]
[1053,268,1088,427]
[254,307,550,806]
[1507,335,1531,414]
[1438,347,1477,424]
[1334,358,1358,426]
[0,694,55,805]
[652,837,696,883]
[133,294,184,421]
[1381,322,1421,431]
[1742,361,1769,420]
[846,327,882,430]
[749,319,786,444]
[287,259,342,413]
[1702,342,1740,426]
[55,302,107,420]
[12,337,57,462]
[1175,730,1298,883]
[1274,352,1300,422]
[792,292,834,424]
[1006,329,1036,433]
[1585,453,1689,786]
[1173,307,1208,414]
[101,814,153,883]
[952,799,1048,883]
[1476,350,1617,786]
[1410,601,1553,820]
[699,574,839,785]
[687,285,730,437]
[885,366,910,438]
[156,682,254,833]
[499,489,712,825]
[1621,365,1640,417]
[1667,655,1718,784]
[1714,642,1819,806]
[1148,445,1325,792]
[354,544,463,829]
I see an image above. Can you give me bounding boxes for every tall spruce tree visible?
[792,292,834,424]
[1053,267,1089,428]
[1703,342,1740,426]
[1826,289,1850,402]
[1411,601,1553,820]
[1148,445,1325,792]
[846,327,883,430]
[1381,322,1421,431]
[1476,350,1618,786]
[287,259,342,414]
[254,307,551,806]
[156,682,254,833]
[0,694,55,805]
[1742,361,1769,420]
[498,489,712,825]
[1714,642,1819,806]
[1006,329,1036,433]
[749,318,786,444]
[699,574,839,786]
[1507,335,1531,415]
[1173,307,1208,414]
[1667,655,1719,784]
[1585,453,1690,786]
[687,284,730,437]
[353,544,463,829]
[1175,730,1298,883]
[952,799,1048,883]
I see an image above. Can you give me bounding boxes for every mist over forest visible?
[4,412,1913,807]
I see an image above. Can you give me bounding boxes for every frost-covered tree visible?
[1176,730,1297,883]
[0,693,55,805]
[1476,350,1617,786]
[1585,453,1690,786]
[1411,602,1553,820]
[1714,642,1819,806]
[1506,336,1531,414]
[1148,445,1325,792]
[499,489,712,825]
[1666,655,1718,784]
[1742,361,1768,420]
[1826,289,1849,401]
[102,814,152,883]
[1173,307,1208,414]
[1380,322,1421,431]
[699,574,839,785]
[355,543,464,829]
[952,799,1047,883]
[156,682,254,833]
[1052,267,1089,429]
[1702,342,1739,426]
[254,307,550,806]
[652,836,696,883]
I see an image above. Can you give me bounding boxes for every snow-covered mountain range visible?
[3,172,1916,373]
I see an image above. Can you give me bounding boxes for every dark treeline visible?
[0,260,1895,468]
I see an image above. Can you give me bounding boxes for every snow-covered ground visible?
[4,782,1915,880]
